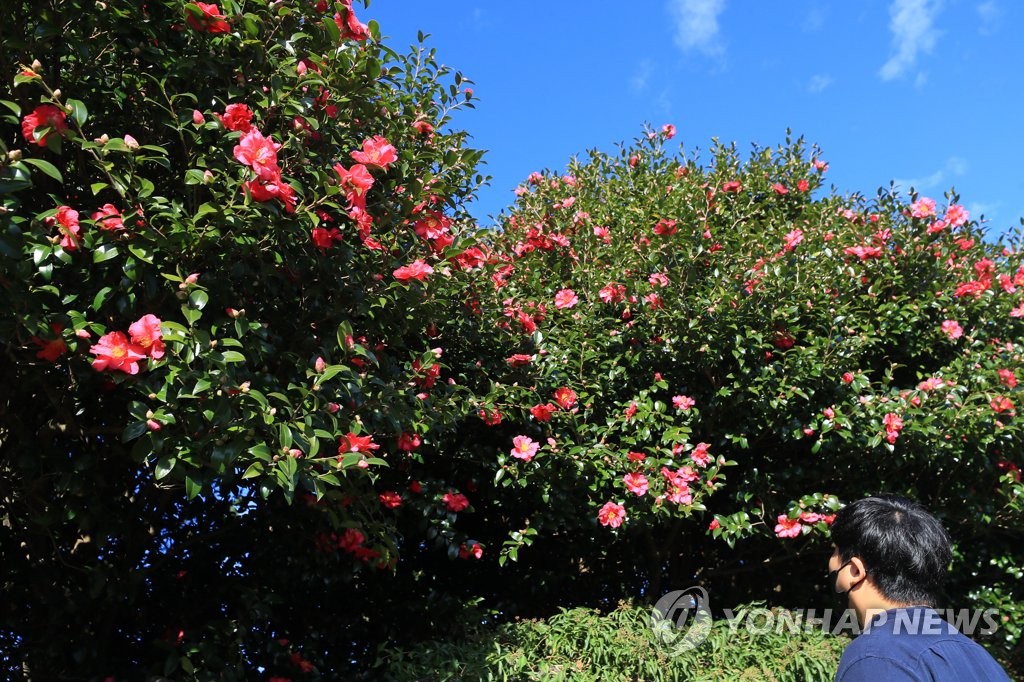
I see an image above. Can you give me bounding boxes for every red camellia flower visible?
[338,432,380,454]
[351,135,397,170]
[21,104,68,147]
[90,331,148,374]
[721,180,742,193]
[442,491,470,512]
[216,103,253,132]
[334,0,369,41]
[31,324,67,362]
[397,432,421,452]
[529,403,556,422]
[91,204,125,232]
[458,542,483,559]
[185,2,231,33]
[45,206,82,251]
[506,353,532,367]
[393,259,433,282]
[553,386,577,409]
[378,491,402,509]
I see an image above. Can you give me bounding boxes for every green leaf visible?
[185,474,202,499]
[242,462,264,479]
[66,98,88,126]
[188,290,209,310]
[22,158,63,183]
[155,457,176,480]
[0,99,22,117]
[92,244,119,263]
[122,421,148,442]
[220,350,245,363]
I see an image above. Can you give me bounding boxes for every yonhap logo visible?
[650,586,713,655]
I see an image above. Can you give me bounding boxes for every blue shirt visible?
[835,606,1010,681]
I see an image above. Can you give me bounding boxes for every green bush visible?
[376,602,849,682]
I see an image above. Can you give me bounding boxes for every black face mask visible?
[828,559,854,600]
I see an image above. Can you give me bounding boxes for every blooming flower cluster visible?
[89,314,164,374]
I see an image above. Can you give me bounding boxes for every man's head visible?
[829,495,952,608]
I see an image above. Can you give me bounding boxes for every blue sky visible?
[365,1,1023,239]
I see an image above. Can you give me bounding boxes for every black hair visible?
[830,495,952,607]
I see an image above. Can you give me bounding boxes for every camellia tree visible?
[432,125,1024,659]
[0,0,496,677]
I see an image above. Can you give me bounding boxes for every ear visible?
[848,556,869,587]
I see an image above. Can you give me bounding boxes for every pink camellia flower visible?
[673,395,696,411]
[185,2,231,33]
[338,432,380,454]
[910,197,937,219]
[45,206,82,251]
[393,259,433,282]
[649,273,669,288]
[797,178,810,192]
[783,229,803,251]
[351,135,397,170]
[128,314,165,360]
[998,369,1017,389]
[599,283,626,304]
[661,123,676,139]
[709,518,721,531]
[90,331,148,374]
[334,0,369,41]
[944,204,969,227]
[412,210,451,240]
[941,320,963,340]
[216,103,253,132]
[442,491,469,512]
[506,353,532,367]
[623,472,649,496]
[842,372,855,384]
[553,387,577,409]
[774,515,803,538]
[883,412,903,444]
[233,129,281,180]
[800,511,822,524]
[598,501,627,528]
[554,288,579,309]
[333,163,374,206]
[690,442,711,467]
[771,183,789,196]
[843,245,884,261]
[91,204,125,232]
[510,435,540,462]
[22,104,68,147]
[192,109,205,125]
[721,180,742,193]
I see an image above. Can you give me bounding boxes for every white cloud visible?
[802,7,826,32]
[668,0,727,56]
[892,156,968,193]
[977,1,1001,35]
[631,60,653,93]
[807,74,833,93]
[879,0,942,81]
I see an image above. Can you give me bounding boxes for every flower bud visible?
[124,134,139,151]
[31,59,42,71]
[51,88,61,100]
[7,149,22,162]
[95,134,110,145]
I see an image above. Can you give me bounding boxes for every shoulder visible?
[835,652,918,681]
